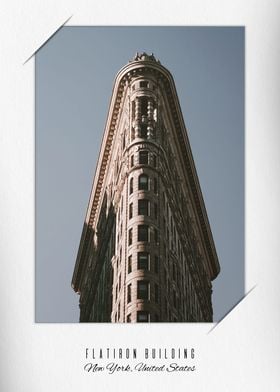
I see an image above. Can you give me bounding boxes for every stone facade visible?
[71,53,220,322]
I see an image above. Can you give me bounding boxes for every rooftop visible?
[129,52,161,64]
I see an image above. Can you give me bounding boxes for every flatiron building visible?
[71,53,220,322]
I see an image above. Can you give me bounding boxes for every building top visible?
[72,53,220,292]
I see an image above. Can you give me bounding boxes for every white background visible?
[1,1,280,390]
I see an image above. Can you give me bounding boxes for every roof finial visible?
[130,52,160,64]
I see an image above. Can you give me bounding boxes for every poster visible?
[1,1,280,391]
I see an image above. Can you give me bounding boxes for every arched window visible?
[138,174,149,191]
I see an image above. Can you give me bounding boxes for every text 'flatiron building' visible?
[72,53,220,322]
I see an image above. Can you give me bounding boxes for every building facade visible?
[71,53,220,322]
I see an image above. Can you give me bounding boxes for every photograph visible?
[36,27,244,323]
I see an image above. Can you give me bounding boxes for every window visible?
[173,290,177,308]
[140,81,148,88]
[138,174,149,190]
[131,127,135,140]
[154,178,158,194]
[129,203,133,219]
[128,228,132,245]
[131,155,134,167]
[127,284,131,303]
[152,154,157,167]
[137,281,149,300]
[132,100,135,120]
[138,199,149,216]
[140,124,147,138]
[128,255,132,274]
[154,255,159,273]
[119,274,121,290]
[127,314,131,323]
[140,97,148,115]
[137,311,149,323]
[155,284,159,303]
[137,252,149,270]
[138,225,149,242]
[154,228,158,243]
[155,314,159,322]
[139,150,148,164]
[129,178,133,194]
[154,203,158,219]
